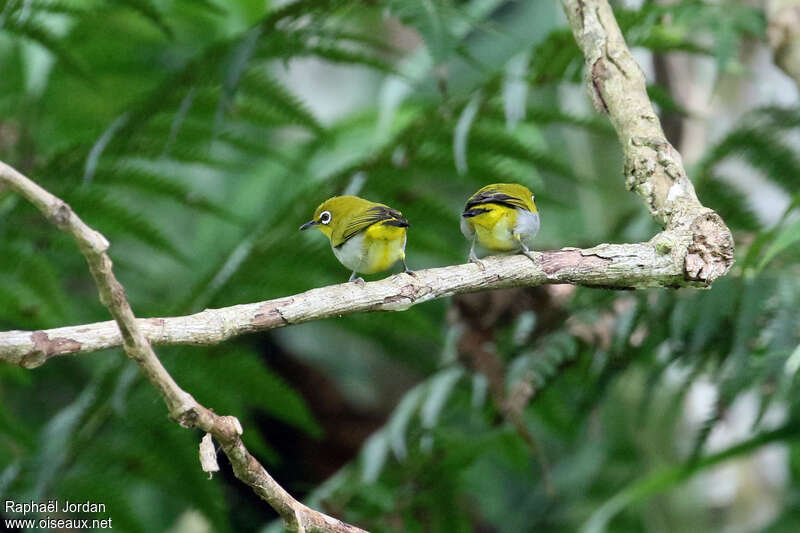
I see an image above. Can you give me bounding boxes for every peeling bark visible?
[559,0,734,277]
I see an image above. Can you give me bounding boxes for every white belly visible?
[515,209,540,249]
[333,233,366,272]
[331,232,406,274]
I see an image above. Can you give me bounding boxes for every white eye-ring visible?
[531,195,535,202]
[319,210,332,225]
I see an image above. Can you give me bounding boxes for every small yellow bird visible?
[300,196,411,283]
[460,183,540,265]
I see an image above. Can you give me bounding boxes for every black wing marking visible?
[340,205,409,243]
[463,189,528,214]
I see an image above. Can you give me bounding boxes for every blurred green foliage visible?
[1,0,799,532]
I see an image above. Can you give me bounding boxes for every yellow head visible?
[300,196,408,248]
[299,196,366,240]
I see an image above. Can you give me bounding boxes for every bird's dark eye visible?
[531,195,535,202]
[319,211,331,225]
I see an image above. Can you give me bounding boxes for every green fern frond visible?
[259,0,355,30]
[0,273,62,328]
[170,345,322,437]
[507,332,579,392]
[4,0,88,16]
[617,1,764,69]
[65,188,190,264]
[468,124,582,182]
[234,94,316,131]
[315,28,398,55]
[699,128,800,195]
[748,105,800,130]
[295,44,398,75]
[0,12,88,79]
[647,84,689,116]
[14,248,71,322]
[0,280,26,327]
[173,0,225,15]
[107,0,173,38]
[239,66,324,133]
[528,29,582,84]
[215,125,300,168]
[695,175,761,231]
[410,116,579,182]
[632,29,710,55]
[483,101,614,135]
[92,162,244,225]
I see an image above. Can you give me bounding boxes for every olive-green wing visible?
[335,205,409,247]
[463,187,529,213]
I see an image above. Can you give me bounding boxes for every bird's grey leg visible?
[402,256,416,277]
[349,270,365,284]
[468,235,486,270]
[515,234,538,264]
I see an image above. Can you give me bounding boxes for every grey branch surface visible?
[3,241,696,365]
[768,0,800,87]
[0,159,368,533]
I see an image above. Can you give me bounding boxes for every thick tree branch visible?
[559,0,734,275]
[0,160,368,533]
[5,239,701,365]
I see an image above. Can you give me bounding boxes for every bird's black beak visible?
[299,219,318,231]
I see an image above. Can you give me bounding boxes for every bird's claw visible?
[520,250,538,265]
[349,272,366,285]
[469,256,486,271]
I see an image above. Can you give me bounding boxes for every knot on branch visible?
[590,57,610,113]
[173,406,201,428]
[684,211,735,284]
[252,299,292,328]
[374,282,433,311]
[24,331,82,368]
[48,200,73,229]
[216,415,244,440]
[541,249,611,276]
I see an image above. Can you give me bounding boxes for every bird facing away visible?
[300,195,411,283]
[460,183,540,266]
